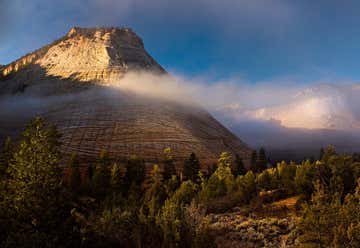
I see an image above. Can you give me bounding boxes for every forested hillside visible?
[0,118,359,247]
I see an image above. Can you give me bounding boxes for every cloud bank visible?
[2,70,360,160]
[2,70,358,131]
[107,71,360,131]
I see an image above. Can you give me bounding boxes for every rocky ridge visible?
[1,27,164,81]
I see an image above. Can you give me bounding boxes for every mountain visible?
[0,27,164,95]
[0,27,252,167]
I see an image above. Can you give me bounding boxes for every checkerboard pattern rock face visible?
[0,27,252,168]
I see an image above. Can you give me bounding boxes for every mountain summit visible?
[0,27,251,168]
[1,27,164,94]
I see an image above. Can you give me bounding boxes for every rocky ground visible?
[207,197,299,248]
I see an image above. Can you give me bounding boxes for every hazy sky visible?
[1,0,360,82]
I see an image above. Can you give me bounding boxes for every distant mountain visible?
[0,27,252,167]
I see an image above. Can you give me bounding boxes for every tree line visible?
[0,117,359,247]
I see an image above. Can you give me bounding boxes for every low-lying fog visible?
[2,70,360,161]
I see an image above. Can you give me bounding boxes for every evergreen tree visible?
[250,150,257,172]
[333,179,360,247]
[87,164,94,181]
[92,150,111,196]
[163,147,177,181]
[277,161,297,194]
[352,152,360,162]
[143,164,167,218]
[80,164,93,194]
[198,152,235,203]
[257,147,267,172]
[157,181,198,248]
[6,117,68,246]
[297,181,340,247]
[236,171,257,203]
[319,147,325,160]
[216,152,234,192]
[321,145,336,162]
[110,162,122,193]
[233,154,246,176]
[0,137,13,179]
[183,152,200,183]
[207,163,217,178]
[256,169,273,191]
[295,160,317,199]
[68,153,81,193]
[124,155,145,191]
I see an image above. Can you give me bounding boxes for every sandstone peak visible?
[0,26,164,85]
[66,26,144,49]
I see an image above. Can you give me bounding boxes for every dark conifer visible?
[68,153,81,193]
[183,152,200,182]
[250,150,257,172]
[92,150,111,196]
[162,148,177,181]
[257,147,267,172]
[233,154,246,176]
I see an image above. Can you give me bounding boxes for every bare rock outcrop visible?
[0,27,252,168]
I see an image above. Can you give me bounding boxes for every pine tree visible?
[233,154,246,176]
[163,147,177,181]
[7,117,65,237]
[0,137,13,179]
[156,181,197,248]
[237,171,257,203]
[319,147,325,160]
[143,164,167,218]
[110,162,122,193]
[92,150,111,196]
[87,164,94,180]
[124,155,145,191]
[217,152,234,190]
[257,147,267,172]
[207,163,217,177]
[250,150,257,172]
[183,152,200,183]
[297,181,340,247]
[68,153,81,193]
[199,152,235,202]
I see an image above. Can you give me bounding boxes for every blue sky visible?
[1,0,360,83]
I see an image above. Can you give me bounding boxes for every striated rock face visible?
[1,27,163,79]
[0,27,251,168]
[0,27,164,95]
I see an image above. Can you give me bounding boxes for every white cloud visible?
[103,71,360,130]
